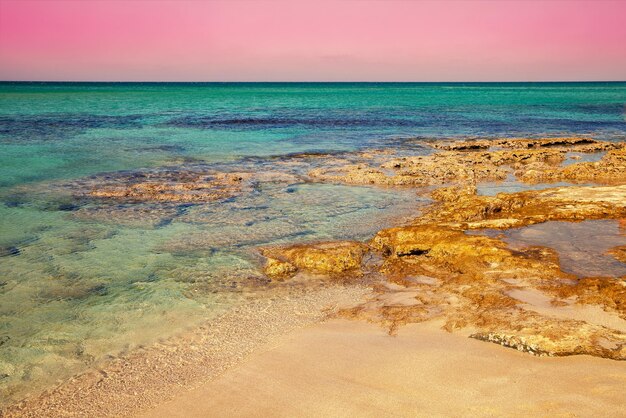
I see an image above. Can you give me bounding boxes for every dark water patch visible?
[163,110,626,138]
[4,200,23,208]
[0,234,41,251]
[238,205,271,211]
[37,282,109,302]
[154,218,174,228]
[153,204,198,228]
[87,284,109,296]
[515,117,625,131]
[0,113,144,141]
[164,114,424,130]
[0,246,20,257]
[1,192,35,208]
[57,203,81,212]
[176,203,196,212]
[36,198,88,213]
[573,103,625,115]
[139,144,186,153]
[145,273,160,283]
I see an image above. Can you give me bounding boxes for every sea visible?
[1,81,625,404]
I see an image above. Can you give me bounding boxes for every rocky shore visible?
[3,136,625,416]
[259,137,626,359]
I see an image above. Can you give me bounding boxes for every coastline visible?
[2,285,371,417]
[2,136,626,416]
[141,319,626,418]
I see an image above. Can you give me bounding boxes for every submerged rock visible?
[87,171,247,203]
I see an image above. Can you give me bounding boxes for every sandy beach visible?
[142,319,626,418]
[139,138,626,417]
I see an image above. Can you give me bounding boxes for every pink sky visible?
[0,0,625,81]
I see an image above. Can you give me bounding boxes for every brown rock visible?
[434,137,616,151]
[420,184,626,229]
[260,241,368,279]
[263,258,298,280]
[517,146,626,185]
[88,172,247,203]
[607,245,626,263]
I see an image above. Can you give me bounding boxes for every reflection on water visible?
[562,150,607,166]
[470,220,626,277]
[476,173,590,196]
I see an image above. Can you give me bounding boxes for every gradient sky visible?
[0,0,625,81]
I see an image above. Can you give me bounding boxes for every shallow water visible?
[0,177,422,403]
[562,150,607,166]
[476,149,607,196]
[476,173,590,196]
[1,82,625,405]
[470,220,626,277]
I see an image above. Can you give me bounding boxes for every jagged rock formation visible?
[259,138,626,360]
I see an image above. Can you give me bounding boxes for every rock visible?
[359,219,626,359]
[88,173,244,203]
[420,184,626,228]
[430,184,477,202]
[64,168,257,204]
[470,319,626,359]
[301,138,626,360]
[544,276,626,320]
[517,146,626,184]
[306,137,622,189]
[607,245,626,263]
[260,241,368,279]
[263,258,297,280]
[434,137,616,151]
[308,145,582,188]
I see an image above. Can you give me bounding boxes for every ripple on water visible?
[0,173,423,406]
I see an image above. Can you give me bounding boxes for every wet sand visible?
[1,286,370,417]
[141,319,626,418]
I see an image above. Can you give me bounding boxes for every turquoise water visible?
[0,82,625,404]
[2,82,625,187]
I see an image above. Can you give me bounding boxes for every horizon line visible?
[2,80,626,84]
